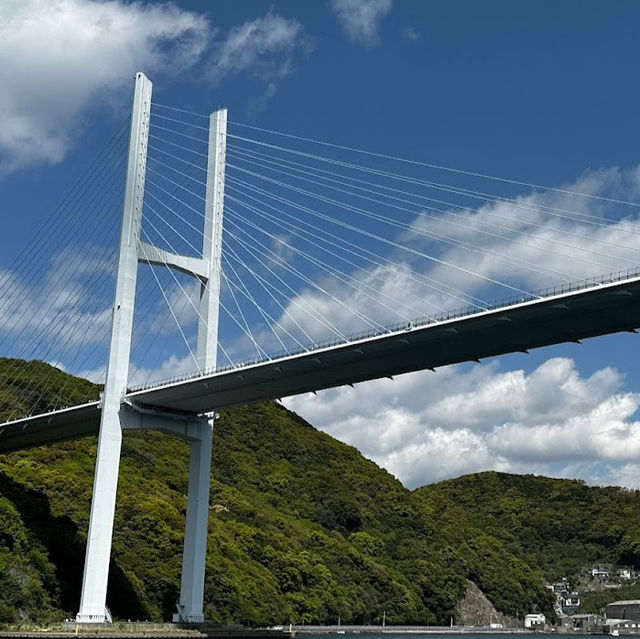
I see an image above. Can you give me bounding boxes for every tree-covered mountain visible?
[0,358,636,626]
[414,472,640,582]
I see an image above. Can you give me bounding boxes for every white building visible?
[524,614,546,628]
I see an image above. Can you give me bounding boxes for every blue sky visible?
[2,0,640,488]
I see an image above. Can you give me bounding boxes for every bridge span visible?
[2,270,638,453]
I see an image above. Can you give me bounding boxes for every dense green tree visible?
[414,472,640,582]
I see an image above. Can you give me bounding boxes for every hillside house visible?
[561,592,581,614]
[552,579,570,594]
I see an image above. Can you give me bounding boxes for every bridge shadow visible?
[0,471,147,619]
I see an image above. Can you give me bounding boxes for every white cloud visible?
[330,0,393,45]
[0,239,207,390]
[208,12,312,109]
[406,166,640,296]
[0,2,318,171]
[78,352,196,387]
[219,162,640,493]
[148,279,201,335]
[267,164,640,350]
[0,0,210,173]
[272,261,441,346]
[127,352,196,388]
[402,26,419,42]
[0,245,114,351]
[283,357,640,489]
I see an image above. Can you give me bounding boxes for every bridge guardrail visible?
[129,266,640,393]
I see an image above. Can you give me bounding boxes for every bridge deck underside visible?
[132,278,640,413]
[0,402,100,452]
[2,277,640,452]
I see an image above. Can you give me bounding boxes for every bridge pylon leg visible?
[76,411,124,623]
[173,421,213,623]
[172,107,227,624]
[76,72,152,623]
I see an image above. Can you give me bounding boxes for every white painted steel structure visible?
[76,72,153,623]
[76,74,228,624]
[172,108,227,625]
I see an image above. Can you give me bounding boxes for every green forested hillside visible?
[0,359,636,626]
[414,472,640,581]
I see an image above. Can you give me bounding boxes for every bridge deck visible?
[0,402,100,452]
[1,275,639,452]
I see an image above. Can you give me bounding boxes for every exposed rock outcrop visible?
[456,580,516,627]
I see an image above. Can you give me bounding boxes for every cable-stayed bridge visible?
[2,73,640,624]
[3,269,640,450]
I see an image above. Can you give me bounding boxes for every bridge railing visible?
[128,266,640,393]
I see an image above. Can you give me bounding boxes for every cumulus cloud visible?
[0,0,210,173]
[264,165,640,489]
[267,164,640,348]
[0,245,114,353]
[330,0,393,45]
[407,165,640,296]
[148,278,201,335]
[126,352,196,388]
[0,2,313,172]
[283,357,640,489]
[0,238,206,394]
[77,352,196,387]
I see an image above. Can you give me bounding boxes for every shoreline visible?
[293,630,532,635]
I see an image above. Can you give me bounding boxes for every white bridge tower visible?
[76,72,227,624]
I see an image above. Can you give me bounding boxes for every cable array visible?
[0,121,129,419]
[4,98,640,421]
[137,103,640,391]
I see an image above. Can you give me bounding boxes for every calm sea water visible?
[290,634,590,639]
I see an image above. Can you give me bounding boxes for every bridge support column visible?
[119,405,214,624]
[75,412,123,623]
[172,107,227,624]
[76,72,152,623]
[174,422,213,623]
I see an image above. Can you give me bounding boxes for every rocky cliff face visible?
[456,580,515,627]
